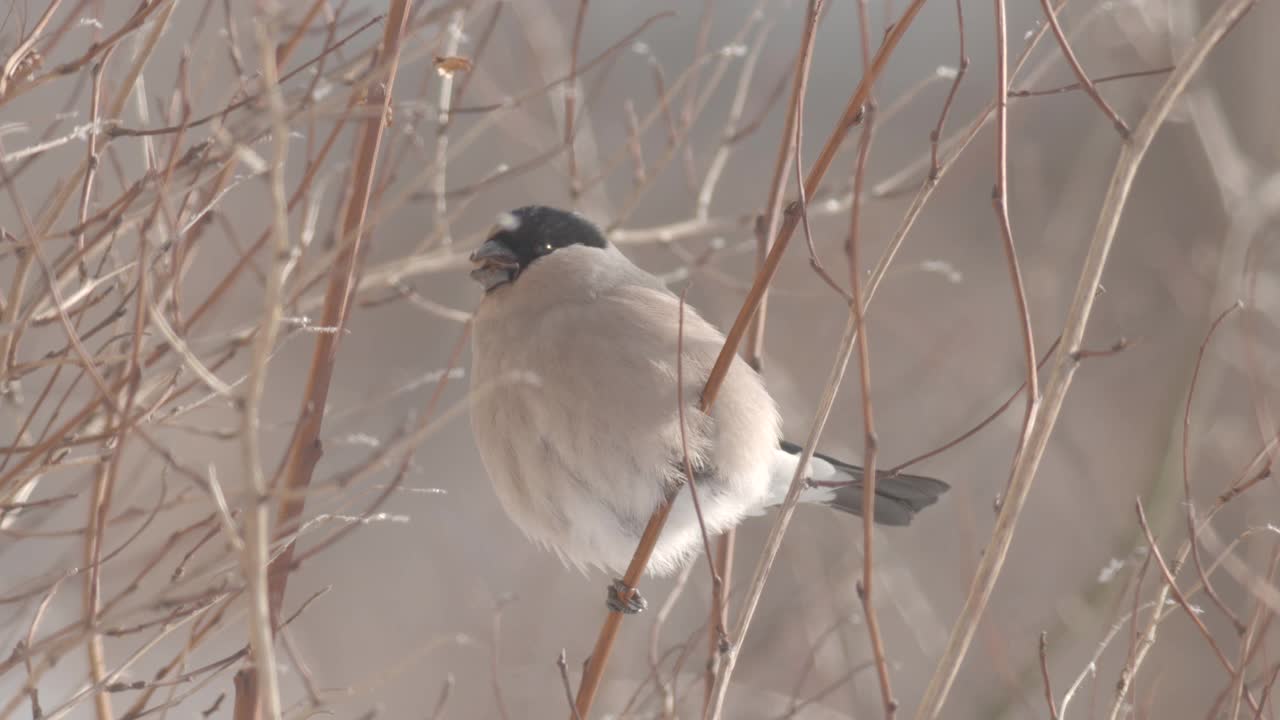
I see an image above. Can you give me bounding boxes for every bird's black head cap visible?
[469,206,608,291]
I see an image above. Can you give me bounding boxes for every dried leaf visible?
[433,55,472,76]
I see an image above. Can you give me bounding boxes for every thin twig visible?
[929,0,967,180]
[490,596,512,720]
[431,8,465,246]
[1039,632,1061,720]
[848,12,894,718]
[1009,66,1174,97]
[888,337,1062,475]
[1037,0,1130,135]
[427,673,454,720]
[559,650,585,720]
[709,305,862,720]
[992,0,1041,497]
[1182,301,1247,633]
[847,2,897,715]
[1134,499,1236,673]
[674,287,726,661]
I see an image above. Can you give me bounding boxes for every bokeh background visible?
[1,0,1278,717]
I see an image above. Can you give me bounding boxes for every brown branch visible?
[1182,301,1247,634]
[1009,66,1174,97]
[105,14,384,139]
[696,25,782,681]
[288,322,470,571]
[1251,664,1280,720]
[929,0,967,180]
[675,287,725,641]
[429,8,466,247]
[1037,0,1130,136]
[1224,544,1280,720]
[848,2,895,712]
[793,19,851,302]
[1039,632,1061,720]
[427,673,454,720]
[265,0,414,627]
[695,22,777,692]
[84,459,117,720]
[274,0,328,67]
[1134,499,1236,673]
[992,0,1041,501]
[888,337,1062,475]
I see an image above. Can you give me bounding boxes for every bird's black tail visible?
[779,440,950,526]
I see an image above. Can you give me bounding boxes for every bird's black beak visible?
[469,237,520,292]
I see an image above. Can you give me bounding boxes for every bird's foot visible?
[606,578,647,614]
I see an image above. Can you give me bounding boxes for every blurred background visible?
[1,0,1277,717]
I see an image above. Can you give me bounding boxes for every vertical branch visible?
[623,100,646,186]
[706,528,734,709]
[76,49,115,720]
[707,308,863,720]
[703,12,785,717]
[746,0,822,357]
[852,108,895,715]
[75,54,111,278]
[266,0,415,622]
[572,501,676,719]
[676,286,727,714]
[235,12,293,720]
[991,0,1040,479]
[676,287,725,635]
[912,0,1258,714]
[848,0,895,712]
[1182,302,1247,633]
[565,0,589,196]
[84,452,116,720]
[929,0,967,181]
[432,8,465,246]
[1038,632,1061,720]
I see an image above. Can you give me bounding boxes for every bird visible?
[467,205,948,612]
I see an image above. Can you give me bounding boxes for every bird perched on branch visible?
[467,205,948,613]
